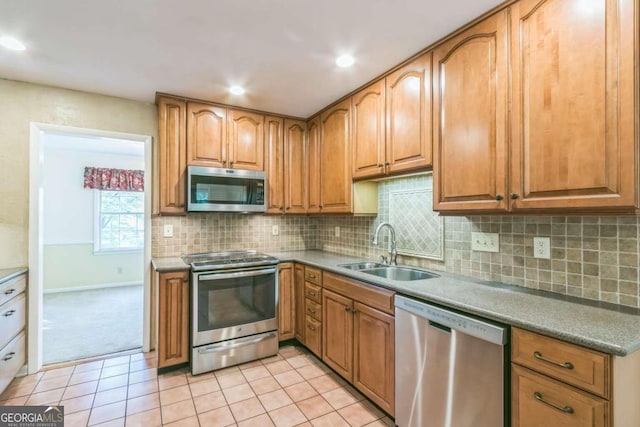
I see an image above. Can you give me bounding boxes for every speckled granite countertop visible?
[152,250,640,356]
[0,267,28,284]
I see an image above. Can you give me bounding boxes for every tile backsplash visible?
[153,175,640,309]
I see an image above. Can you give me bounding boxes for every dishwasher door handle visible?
[428,320,451,333]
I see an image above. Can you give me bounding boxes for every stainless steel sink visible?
[361,267,439,281]
[338,262,385,270]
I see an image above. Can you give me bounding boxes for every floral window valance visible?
[83,167,144,192]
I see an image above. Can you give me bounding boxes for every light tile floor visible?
[0,345,394,427]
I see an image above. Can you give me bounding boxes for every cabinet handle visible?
[495,195,504,201]
[3,352,15,362]
[308,291,316,297]
[3,310,15,317]
[4,288,15,295]
[344,306,351,312]
[308,274,316,279]
[319,205,323,209]
[533,392,574,414]
[377,163,384,167]
[230,161,234,166]
[182,278,189,283]
[286,206,290,210]
[222,160,227,165]
[510,193,519,200]
[307,308,316,314]
[385,162,390,166]
[533,351,574,370]
[307,324,316,331]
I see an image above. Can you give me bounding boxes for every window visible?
[95,191,144,252]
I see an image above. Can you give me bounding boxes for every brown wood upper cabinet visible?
[307,116,321,213]
[228,110,264,171]
[265,116,285,214]
[352,53,432,180]
[158,97,187,215]
[319,99,352,213]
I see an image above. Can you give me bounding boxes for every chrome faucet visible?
[372,222,398,265]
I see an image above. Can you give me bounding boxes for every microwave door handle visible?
[198,267,277,282]
[197,333,277,354]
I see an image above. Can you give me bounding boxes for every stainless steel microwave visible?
[187,166,266,213]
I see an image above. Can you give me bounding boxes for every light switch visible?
[272,225,279,236]
[471,232,499,253]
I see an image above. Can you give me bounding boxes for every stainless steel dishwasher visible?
[395,295,508,427]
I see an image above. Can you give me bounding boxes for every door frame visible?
[28,122,153,373]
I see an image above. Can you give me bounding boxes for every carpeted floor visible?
[43,285,143,365]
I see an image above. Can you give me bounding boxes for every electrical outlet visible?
[163,224,173,238]
[471,232,500,253]
[271,225,279,236]
[533,237,551,259]
[335,226,341,237]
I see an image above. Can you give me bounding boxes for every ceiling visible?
[0,0,504,117]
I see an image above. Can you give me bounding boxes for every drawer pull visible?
[308,291,316,296]
[307,324,316,331]
[533,391,574,414]
[533,351,574,370]
[307,308,316,314]
[3,352,15,362]
[3,310,16,317]
[4,288,15,295]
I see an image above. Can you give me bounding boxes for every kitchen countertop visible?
[0,267,28,285]
[152,250,640,356]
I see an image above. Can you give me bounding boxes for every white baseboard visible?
[44,281,143,294]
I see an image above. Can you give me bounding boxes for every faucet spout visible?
[372,222,398,265]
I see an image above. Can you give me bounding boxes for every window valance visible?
[83,167,144,192]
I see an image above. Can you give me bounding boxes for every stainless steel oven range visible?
[183,251,279,375]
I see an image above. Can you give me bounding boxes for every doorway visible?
[29,124,152,372]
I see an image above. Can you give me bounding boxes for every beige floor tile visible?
[229,396,266,421]
[249,376,281,395]
[97,374,129,392]
[63,380,99,400]
[127,380,158,399]
[337,401,381,427]
[160,384,192,406]
[193,390,227,414]
[238,360,263,370]
[161,398,197,424]
[296,364,325,380]
[64,409,91,427]
[222,382,255,404]
[364,417,395,427]
[128,368,156,384]
[214,365,241,377]
[237,413,276,427]
[197,405,236,427]
[295,395,334,420]
[26,388,64,405]
[217,371,247,389]
[278,346,306,358]
[0,381,37,400]
[310,411,350,427]
[124,407,162,427]
[286,355,312,369]
[189,377,220,397]
[268,403,307,427]
[164,415,201,427]
[101,364,130,379]
[158,373,188,391]
[93,417,125,427]
[102,355,131,367]
[129,352,153,362]
[265,360,293,375]
[60,393,95,414]
[308,375,342,394]
[322,387,360,410]
[126,392,160,416]
[284,381,317,402]
[274,370,305,388]
[93,386,128,407]
[129,358,157,372]
[260,354,284,364]
[32,375,69,393]
[242,365,271,382]
[41,365,75,380]
[69,368,102,385]
[186,371,215,383]
[7,371,44,387]
[0,395,29,406]
[258,389,294,412]
[74,360,104,373]
[88,400,126,426]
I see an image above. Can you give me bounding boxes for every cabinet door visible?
[386,52,432,174]
[320,99,352,213]
[228,110,264,171]
[158,271,189,368]
[352,80,386,179]
[307,116,322,214]
[294,264,306,343]
[158,97,187,215]
[432,11,509,212]
[284,119,307,214]
[353,302,395,416]
[322,289,353,381]
[186,102,227,168]
[265,116,285,214]
[510,0,636,211]
[278,263,295,341]
[512,365,608,427]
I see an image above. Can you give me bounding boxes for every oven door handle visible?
[197,267,277,281]
[197,333,277,354]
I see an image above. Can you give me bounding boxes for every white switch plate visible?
[335,226,341,237]
[271,225,279,236]
[471,232,500,253]
[163,224,173,238]
[533,237,551,259]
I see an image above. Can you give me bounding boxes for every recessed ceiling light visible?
[0,36,26,51]
[336,54,355,68]
[229,86,245,95]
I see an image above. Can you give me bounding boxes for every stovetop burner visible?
[183,250,279,271]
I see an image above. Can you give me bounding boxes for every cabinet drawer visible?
[323,272,395,315]
[512,328,609,398]
[304,267,322,285]
[305,282,322,304]
[512,364,608,427]
[305,316,322,357]
[0,331,26,394]
[0,274,26,308]
[0,294,26,349]
[305,298,322,321]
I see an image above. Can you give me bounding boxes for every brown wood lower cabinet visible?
[293,264,306,343]
[277,263,295,341]
[157,270,190,369]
